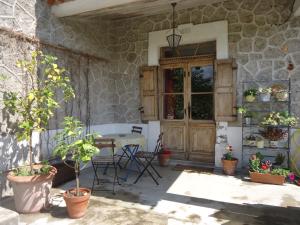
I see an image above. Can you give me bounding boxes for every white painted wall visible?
[148,21,229,65]
[40,122,161,159]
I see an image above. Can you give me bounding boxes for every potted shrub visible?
[222,145,238,175]
[271,84,289,101]
[256,136,264,149]
[53,117,99,219]
[261,111,298,127]
[237,107,254,125]
[258,87,272,102]
[244,88,258,102]
[245,135,256,146]
[260,127,287,148]
[158,145,171,166]
[249,153,289,185]
[4,51,74,213]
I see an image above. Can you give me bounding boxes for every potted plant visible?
[245,135,256,146]
[261,111,298,127]
[244,88,258,102]
[4,51,74,213]
[271,84,289,101]
[222,145,238,175]
[256,136,264,149]
[53,117,99,219]
[258,87,272,102]
[237,107,254,125]
[260,127,287,148]
[158,145,171,166]
[249,153,290,185]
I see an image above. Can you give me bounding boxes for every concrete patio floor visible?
[1,164,300,225]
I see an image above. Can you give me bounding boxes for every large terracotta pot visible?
[222,158,238,175]
[249,171,285,185]
[63,188,91,219]
[158,153,171,167]
[7,165,57,213]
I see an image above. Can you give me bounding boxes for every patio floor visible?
[1,164,300,225]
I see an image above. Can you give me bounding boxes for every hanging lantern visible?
[166,3,182,48]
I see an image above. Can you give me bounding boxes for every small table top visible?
[102,133,146,150]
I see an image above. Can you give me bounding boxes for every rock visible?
[249,53,262,60]
[203,5,216,17]
[191,10,203,24]
[245,61,258,75]
[227,12,239,23]
[241,0,258,10]
[259,60,272,69]
[223,1,238,10]
[229,24,242,32]
[264,47,285,59]
[254,38,267,52]
[126,52,137,63]
[284,39,300,53]
[239,9,253,23]
[285,29,299,39]
[257,25,277,38]
[239,38,252,52]
[274,60,286,70]
[242,24,257,37]
[255,15,266,26]
[266,11,280,25]
[269,33,285,46]
[254,0,273,15]
[290,17,300,28]
[212,7,227,21]
[255,68,272,81]
[229,33,241,43]
[292,52,300,65]
[274,69,289,80]
[237,54,249,65]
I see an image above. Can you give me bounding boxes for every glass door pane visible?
[190,64,214,121]
[163,68,184,120]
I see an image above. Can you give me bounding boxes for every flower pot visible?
[275,91,288,101]
[260,93,271,102]
[222,158,238,175]
[245,117,252,125]
[245,95,256,102]
[269,140,279,148]
[158,153,171,167]
[7,165,57,213]
[256,140,264,148]
[249,171,285,185]
[63,188,91,219]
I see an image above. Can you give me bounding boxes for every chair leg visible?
[134,158,159,185]
[149,162,162,178]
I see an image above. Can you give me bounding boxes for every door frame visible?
[159,55,216,161]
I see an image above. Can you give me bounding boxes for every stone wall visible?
[107,0,300,122]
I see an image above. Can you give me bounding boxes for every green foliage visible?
[261,111,298,127]
[271,168,290,176]
[258,87,272,94]
[53,117,99,194]
[243,88,258,97]
[2,51,74,173]
[4,51,74,142]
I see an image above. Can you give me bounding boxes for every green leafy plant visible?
[3,51,74,174]
[53,117,99,196]
[261,111,298,127]
[244,88,258,97]
[237,106,255,118]
[271,168,290,176]
[258,87,272,94]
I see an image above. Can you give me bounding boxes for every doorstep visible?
[0,206,19,225]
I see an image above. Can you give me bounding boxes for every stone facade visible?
[1,0,300,193]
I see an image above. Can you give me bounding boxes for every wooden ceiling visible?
[52,0,224,20]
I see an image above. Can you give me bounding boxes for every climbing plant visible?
[2,51,75,174]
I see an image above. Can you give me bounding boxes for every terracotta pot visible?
[222,158,238,175]
[7,165,57,213]
[245,95,256,102]
[63,188,91,219]
[158,153,171,167]
[249,171,285,185]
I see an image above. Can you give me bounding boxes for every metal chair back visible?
[131,126,143,134]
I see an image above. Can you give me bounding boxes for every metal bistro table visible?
[102,133,146,181]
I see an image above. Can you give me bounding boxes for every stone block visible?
[264,47,285,59]
[254,38,267,52]
[254,0,273,15]
[239,9,253,23]
[242,24,257,37]
[223,1,238,11]
[239,38,252,52]
[269,33,285,46]
[241,0,258,11]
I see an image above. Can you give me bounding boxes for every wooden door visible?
[187,58,216,162]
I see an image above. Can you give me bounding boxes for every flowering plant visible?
[223,145,236,160]
[260,127,287,141]
[258,87,272,94]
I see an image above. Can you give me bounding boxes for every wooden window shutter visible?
[214,59,237,122]
[139,66,158,121]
